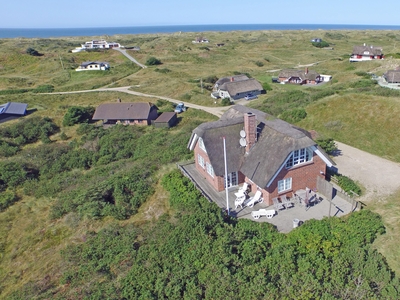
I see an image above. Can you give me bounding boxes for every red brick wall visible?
[194,142,224,191]
[242,153,326,206]
[265,153,326,205]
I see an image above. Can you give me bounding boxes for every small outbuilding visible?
[153,112,177,128]
[0,102,28,123]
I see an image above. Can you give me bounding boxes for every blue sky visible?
[3,0,400,28]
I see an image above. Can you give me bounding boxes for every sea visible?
[1,24,400,39]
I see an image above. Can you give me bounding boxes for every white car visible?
[174,102,186,113]
[245,94,258,100]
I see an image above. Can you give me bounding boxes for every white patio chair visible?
[244,190,262,208]
[235,197,246,209]
[237,182,249,195]
[272,197,285,210]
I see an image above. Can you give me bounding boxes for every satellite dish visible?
[240,130,246,138]
[239,138,247,147]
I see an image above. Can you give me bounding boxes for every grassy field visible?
[1,29,400,297]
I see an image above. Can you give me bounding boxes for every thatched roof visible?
[92,102,157,120]
[352,45,383,56]
[189,105,333,188]
[278,69,320,81]
[384,70,400,83]
[215,74,249,86]
[219,78,263,95]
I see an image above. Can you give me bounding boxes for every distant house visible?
[350,44,384,62]
[383,69,400,83]
[0,102,27,123]
[92,101,158,126]
[212,75,263,100]
[311,38,322,43]
[216,43,225,47]
[153,112,177,128]
[192,37,209,43]
[278,68,322,85]
[75,61,110,71]
[187,105,335,206]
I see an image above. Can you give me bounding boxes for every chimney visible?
[117,98,121,102]
[230,77,234,82]
[305,67,308,74]
[244,112,256,153]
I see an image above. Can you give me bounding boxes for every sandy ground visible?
[332,141,400,203]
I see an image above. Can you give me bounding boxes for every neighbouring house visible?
[0,102,28,123]
[192,37,209,43]
[311,38,322,43]
[216,43,225,47]
[350,44,384,62]
[278,68,322,85]
[92,101,158,126]
[212,75,263,100]
[75,61,110,71]
[187,105,335,206]
[153,112,177,128]
[71,40,122,52]
[383,69,400,83]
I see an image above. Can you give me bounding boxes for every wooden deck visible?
[178,162,356,233]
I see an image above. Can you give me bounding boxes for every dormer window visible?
[199,137,207,153]
[285,148,312,168]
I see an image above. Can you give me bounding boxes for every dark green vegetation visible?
[145,56,162,66]
[312,40,330,48]
[9,171,399,299]
[62,106,95,126]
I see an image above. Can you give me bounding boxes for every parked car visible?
[174,102,186,113]
[245,94,258,100]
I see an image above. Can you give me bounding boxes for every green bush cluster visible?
[333,173,362,196]
[62,106,95,126]
[316,138,337,154]
[145,57,162,66]
[312,40,330,48]
[37,171,398,299]
[0,116,58,145]
[0,191,18,212]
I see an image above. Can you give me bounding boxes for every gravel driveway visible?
[333,142,400,202]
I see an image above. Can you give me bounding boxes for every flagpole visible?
[223,137,229,216]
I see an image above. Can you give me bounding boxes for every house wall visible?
[242,153,326,206]
[194,144,222,191]
[264,153,326,206]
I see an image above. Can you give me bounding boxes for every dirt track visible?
[333,142,400,202]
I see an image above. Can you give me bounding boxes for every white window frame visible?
[198,137,207,153]
[285,147,312,169]
[206,162,214,178]
[198,154,205,169]
[278,178,292,193]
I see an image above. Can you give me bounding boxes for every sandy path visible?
[333,141,400,202]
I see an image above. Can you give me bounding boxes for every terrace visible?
[179,161,356,233]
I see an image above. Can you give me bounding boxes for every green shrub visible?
[254,61,264,67]
[145,57,162,66]
[0,191,18,211]
[262,82,272,91]
[154,68,171,73]
[0,140,19,157]
[221,98,232,106]
[312,40,330,48]
[63,106,95,126]
[316,138,337,154]
[333,174,362,195]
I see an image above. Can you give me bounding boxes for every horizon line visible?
[2,23,400,30]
